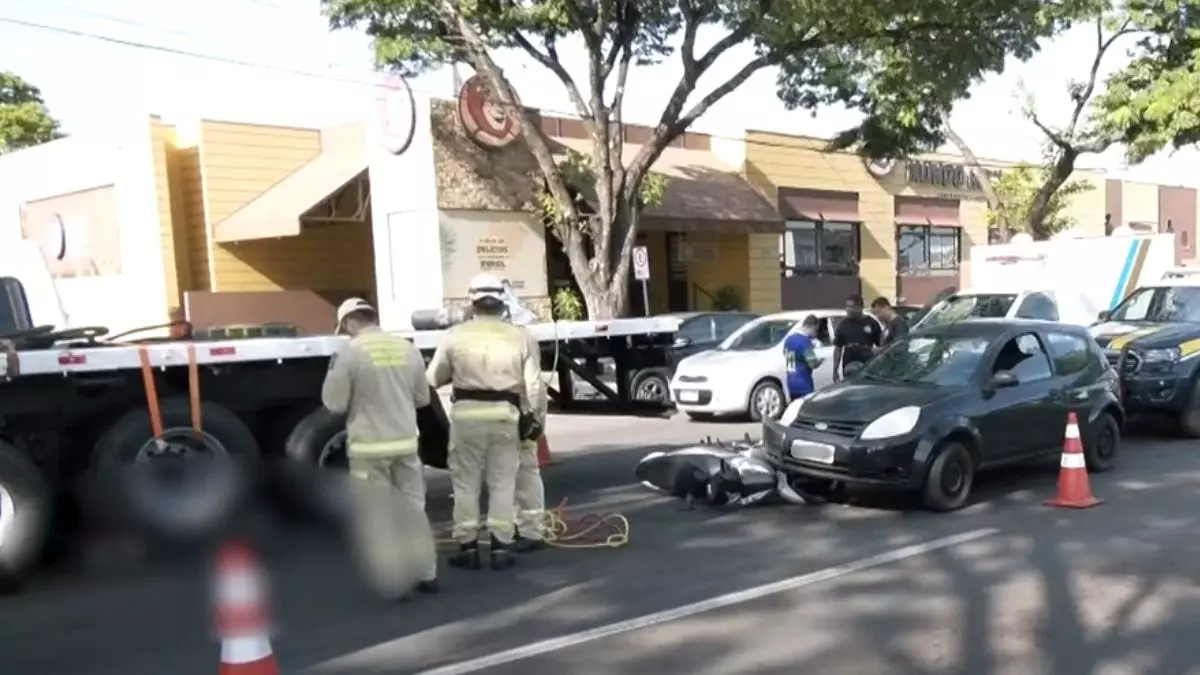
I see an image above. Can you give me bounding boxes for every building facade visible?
[742,131,1111,306]
[2,88,1196,334]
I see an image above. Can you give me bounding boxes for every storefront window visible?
[783,220,859,274]
[898,225,961,273]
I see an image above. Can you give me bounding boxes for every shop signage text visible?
[906,161,999,192]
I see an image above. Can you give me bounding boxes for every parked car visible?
[669,309,883,421]
[667,311,760,375]
[761,320,1123,511]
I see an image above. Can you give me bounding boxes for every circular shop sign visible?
[458,74,522,149]
[864,157,897,179]
[376,74,417,155]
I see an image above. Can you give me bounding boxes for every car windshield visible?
[718,318,798,351]
[857,335,990,386]
[1108,286,1200,323]
[918,294,1017,329]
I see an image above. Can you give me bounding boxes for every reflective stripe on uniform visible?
[485,516,513,529]
[356,332,409,368]
[521,440,537,451]
[450,403,519,422]
[348,437,418,456]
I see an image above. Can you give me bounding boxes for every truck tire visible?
[90,398,260,541]
[0,440,50,593]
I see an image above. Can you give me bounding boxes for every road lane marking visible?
[413,527,1000,675]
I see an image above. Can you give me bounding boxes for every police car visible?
[1091,267,1200,435]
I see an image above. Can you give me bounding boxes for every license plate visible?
[790,440,835,464]
[677,390,700,403]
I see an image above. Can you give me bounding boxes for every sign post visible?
[632,246,651,317]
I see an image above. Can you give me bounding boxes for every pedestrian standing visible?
[870,297,909,348]
[427,274,545,571]
[322,298,439,599]
[832,294,881,381]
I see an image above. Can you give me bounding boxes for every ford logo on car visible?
[814,422,828,431]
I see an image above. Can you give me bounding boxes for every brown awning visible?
[894,196,960,227]
[640,217,782,234]
[550,137,781,225]
[214,123,368,243]
[778,188,860,222]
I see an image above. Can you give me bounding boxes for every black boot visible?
[447,542,481,570]
[490,535,517,571]
[511,533,547,553]
[414,578,440,594]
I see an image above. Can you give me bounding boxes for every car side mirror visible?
[988,370,1020,389]
[672,336,692,348]
[1096,310,1110,322]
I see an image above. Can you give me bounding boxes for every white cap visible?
[335,297,376,333]
[468,273,505,303]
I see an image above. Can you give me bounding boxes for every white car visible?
[669,309,884,421]
[912,287,1096,331]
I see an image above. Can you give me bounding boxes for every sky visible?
[2,0,1198,186]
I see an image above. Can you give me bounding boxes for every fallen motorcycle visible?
[634,436,821,508]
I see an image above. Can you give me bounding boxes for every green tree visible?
[1091,0,1200,163]
[324,0,1088,318]
[0,71,63,154]
[986,164,1095,237]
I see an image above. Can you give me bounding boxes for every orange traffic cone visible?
[214,541,279,675]
[536,435,553,467]
[1044,412,1103,509]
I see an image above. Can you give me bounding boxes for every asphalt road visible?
[4,414,1200,675]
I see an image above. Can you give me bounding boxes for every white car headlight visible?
[778,394,814,426]
[860,406,921,441]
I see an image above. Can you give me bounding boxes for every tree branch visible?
[628,54,775,189]
[944,123,1002,214]
[510,32,592,121]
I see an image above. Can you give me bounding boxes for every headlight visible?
[860,406,921,440]
[778,394,814,426]
[1138,347,1180,364]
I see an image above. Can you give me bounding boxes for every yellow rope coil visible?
[436,498,630,549]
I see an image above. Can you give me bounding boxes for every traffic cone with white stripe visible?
[1044,412,1104,509]
[536,435,553,467]
[214,540,279,675]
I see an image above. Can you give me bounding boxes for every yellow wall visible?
[149,118,182,306]
[1064,170,1107,236]
[193,120,374,294]
[1122,181,1160,226]
[743,133,904,302]
[746,234,779,312]
[685,233,750,310]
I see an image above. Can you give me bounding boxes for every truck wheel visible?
[1181,378,1200,438]
[0,440,50,594]
[277,407,350,525]
[90,398,260,542]
[630,368,670,403]
[921,442,974,512]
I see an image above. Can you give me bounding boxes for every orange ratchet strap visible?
[136,344,205,439]
[137,346,164,439]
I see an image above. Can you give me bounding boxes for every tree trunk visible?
[1027,149,1078,240]
[573,205,638,320]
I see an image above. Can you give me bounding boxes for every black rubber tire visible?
[747,380,785,422]
[921,442,975,512]
[1084,413,1120,473]
[685,412,715,422]
[277,407,351,525]
[0,441,50,594]
[90,398,260,541]
[630,368,670,403]
[1181,378,1200,438]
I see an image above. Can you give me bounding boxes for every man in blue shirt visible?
[783,315,823,400]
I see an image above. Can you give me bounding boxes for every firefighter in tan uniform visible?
[427,274,545,571]
[511,327,547,553]
[323,298,439,598]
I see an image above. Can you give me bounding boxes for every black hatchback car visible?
[762,320,1124,511]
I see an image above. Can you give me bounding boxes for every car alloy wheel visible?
[756,386,783,419]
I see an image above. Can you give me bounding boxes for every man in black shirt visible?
[871,297,909,347]
[833,294,881,381]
